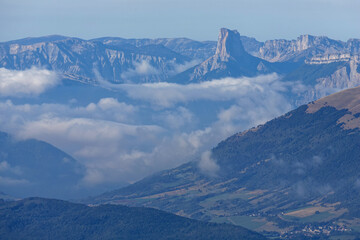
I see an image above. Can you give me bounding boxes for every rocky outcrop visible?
[250,35,360,63]
[306,53,360,64]
[253,35,345,62]
[176,28,275,83]
[296,57,360,105]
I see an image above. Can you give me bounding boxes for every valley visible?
[1,27,360,239]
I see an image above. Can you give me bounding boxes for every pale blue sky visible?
[0,0,359,42]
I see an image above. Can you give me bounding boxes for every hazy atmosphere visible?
[1,0,360,239]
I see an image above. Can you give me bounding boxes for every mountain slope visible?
[0,197,266,240]
[90,87,360,238]
[0,131,85,199]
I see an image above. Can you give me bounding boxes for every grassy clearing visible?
[199,192,250,208]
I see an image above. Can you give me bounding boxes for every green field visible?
[212,215,265,230]
[282,211,333,223]
[329,235,357,240]
[200,192,250,206]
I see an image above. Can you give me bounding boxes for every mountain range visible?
[1,28,360,105]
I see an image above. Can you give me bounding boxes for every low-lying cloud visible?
[117,73,293,108]
[0,67,59,97]
[0,72,298,196]
[121,61,160,81]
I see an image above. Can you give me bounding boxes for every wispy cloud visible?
[198,150,219,176]
[121,60,160,82]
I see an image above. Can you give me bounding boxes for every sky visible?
[1,0,360,42]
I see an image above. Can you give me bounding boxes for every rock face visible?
[215,28,247,61]
[252,35,360,63]
[176,28,276,83]
[308,57,360,102]
[282,54,360,105]
[89,87,360,237]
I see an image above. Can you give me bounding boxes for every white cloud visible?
[113,73,295,108]
[169,59,201,74]
[84,97,137,122]
[0,176,29,186]
[155,106,194,129]
[121,60,160,81]
[17,117,164,185]
[0,67,59,97]
[198,151,219,176]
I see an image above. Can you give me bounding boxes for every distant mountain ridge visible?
[0,197,266,240]
[0,131,85,199]
[1,30,360,86]
[0,36,192,84]
[252,34,360,63]
[1,29,360,105]
[93,36,217,60]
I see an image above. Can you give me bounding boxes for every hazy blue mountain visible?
[0,36,190,83]
[1,30,360,102]
[89,87,360,238]
[0,131,85,199]
[0,191,16,201]
[92,37,217,60]
[0,197,266,240]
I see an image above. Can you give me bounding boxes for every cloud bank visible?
[0,67,59,97]
[117,73,292,108]
[0,72,297,195]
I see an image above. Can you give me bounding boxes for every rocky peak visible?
[296,34,344,52]
[180,28,275,83]
[296,34,316,51]
[215,28,246,61]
